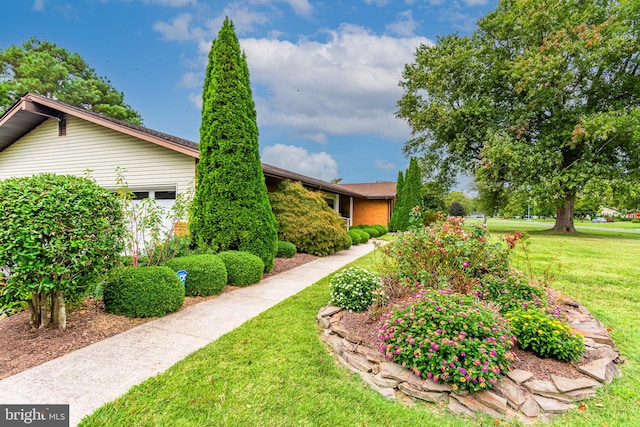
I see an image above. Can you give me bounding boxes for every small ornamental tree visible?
[391,157,424,231]
[449,201,465,217]
[269,180,351,256]
[389,170,404,231]
[189,17,278,272]
[0,174,125,330]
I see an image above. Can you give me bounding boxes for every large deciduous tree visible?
[0,38,142,124]
[189,17,278,271]
[397,0,640,232]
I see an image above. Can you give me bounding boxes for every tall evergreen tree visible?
[389,170,404,231]
[189,17,278,272]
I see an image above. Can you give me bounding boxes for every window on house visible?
[154,190,176,200]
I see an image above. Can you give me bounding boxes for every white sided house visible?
[0,93,396,228]
[0,93,198,213]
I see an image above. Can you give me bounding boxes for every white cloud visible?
[461,0,489,6]
[188,93,202,108]
[386,10,419,37]
[375,160,397,170]
[33,0,45,11]
[363,0,389,6]
[241,24,432,143]
[179,72,201,88]
[261,144,339,181]
[280,0,313,17]
[153,13,205,41]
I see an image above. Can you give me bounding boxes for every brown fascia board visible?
[22,93,200,158]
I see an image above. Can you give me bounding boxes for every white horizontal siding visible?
[0,116,196,195]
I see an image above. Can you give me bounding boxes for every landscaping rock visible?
[520,397,540,418]
[507,369,533,385]
[372,373,400,389]
[475,390,508,414]
[319,305,342,318]
[379,362,413,382]
[494,377,526,409]
[524,380,574,403]
[353,344,386,363]
[422,379,453,393]
[551,375,601,393]
[532,395,576,414]
[360,373,396,400]
[330,322,361,344]
[570,319,615,347]
[398,382,448,404]
[577,357,621,384]
[450,393,505,420]
[448,398,476,418]
[343,351,374,373]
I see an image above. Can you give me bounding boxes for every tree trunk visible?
[51,290,66,330]
[28,294,39,328]
[38,292,50,329]
[551,197,578,233]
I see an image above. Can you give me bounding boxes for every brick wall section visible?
[352,199,392,226]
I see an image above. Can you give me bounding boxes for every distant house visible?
[626,211,640,219]
[0,93,396,228]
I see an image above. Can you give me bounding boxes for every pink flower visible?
[463,261,469,268]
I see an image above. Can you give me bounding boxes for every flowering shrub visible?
[473,269,547,315]
[506,308,585,361]
[378,289,516,392]
[380,217,510,293]
[330,267,381,312]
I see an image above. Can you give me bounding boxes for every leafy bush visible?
[506,308,585,361]
[276,241,297,258]
[217,251,264,287]
[371,224,388,236]
[329,267,381,312]
[166,254,227,296]
[362,227,381,238]
[0,173,125,329]
[449,201,465,217]
[379,289,516,392]
[347,229,363,245]
[269,181,351,256]
[353,229,370,243]
[103,266,185,318]
[380,217,511,293]
[473,269,547,315]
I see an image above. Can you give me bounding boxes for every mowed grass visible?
[80,228,640,427]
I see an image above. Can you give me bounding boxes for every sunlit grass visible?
[80,227,640,427]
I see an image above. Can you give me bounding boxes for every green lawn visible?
[80,228,640,427]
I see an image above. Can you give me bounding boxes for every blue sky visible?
[2,0,497,185]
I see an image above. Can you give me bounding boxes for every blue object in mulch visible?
[176,270,188,285]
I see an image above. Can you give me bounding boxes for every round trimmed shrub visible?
[362,227,380,238]
[104,266,185,318]
[354,229,370,242]
[217,251,264,287]
[347,229,362,245]
[372,224,388,236]
[277,241,297,258]
[166,254,227,296]
[329,267,381,312]
[379,289,516,393]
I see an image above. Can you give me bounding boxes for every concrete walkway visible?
[0,242,378,426]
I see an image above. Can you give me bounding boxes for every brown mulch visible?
[0,253,317,380]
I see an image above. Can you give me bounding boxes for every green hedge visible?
[217,251,264,287]
[166,254,227,296]
[362,227,380,238]
[104,266,185,318]
[276,241,297,258]
[347,229,362,245]
[353,229,370,243]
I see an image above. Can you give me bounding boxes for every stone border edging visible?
[318,292,623,424]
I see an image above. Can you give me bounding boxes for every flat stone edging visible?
[318,293,623,424]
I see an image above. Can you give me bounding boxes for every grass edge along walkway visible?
[82,228,640,427]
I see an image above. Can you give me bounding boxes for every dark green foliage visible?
[189,17,278,272]
[269,180,352,256]
[0,173,125,328]
[103,266,185,318]
[166,255,227,296]
[347,229,362,245]
[362,227,380,238]
[217,251,264,287]
[353,229,370,243]
[276,241,297,258]
[389,170,404,231]
[0,38,142,124]
[449,201,465,217]
[371,225,388,236]
[390,158,423,231]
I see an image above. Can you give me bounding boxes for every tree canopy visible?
[189,17,278,271]
[0,38,142,124]
[397,0,640,232]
